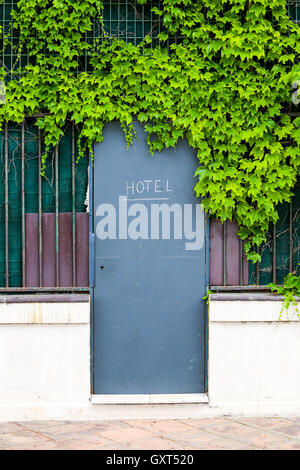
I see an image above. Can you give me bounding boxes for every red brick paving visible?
[0,417,299,450]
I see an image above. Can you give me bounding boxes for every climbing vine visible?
[269,266,300,318]
[0,0,300,262]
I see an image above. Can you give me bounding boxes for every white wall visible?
[0,300,91,421]
[209,296,300,416]
[1,295,300,420]
[0,298,215,421]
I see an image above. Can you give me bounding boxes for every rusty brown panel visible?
[76,213,89,287]
[25,213,39,287]
[226,221,240,286]
[209,219,224,286]
[42,213,56,287]
[58,213,73,287]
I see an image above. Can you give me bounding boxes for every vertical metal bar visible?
[89,150,95,289]
[38,128,43,286]
[55,145,59,287]
[110,0,112,40]
[256,249,260,285]
[289,201,293,273]
[239,239,243,286]
[205,216,210,292]
[4,122,8,288]
[133,0,136,46]
[158,0,161,50]
[117,0,119,40]
[72,124,76,287]
[10,0,13,73]
[273,223,277,283]
[89,150,95,393]
[142,0,145,45]
[125,0,128,43]
[84,25,87,73]
[21,122,25,287]
[204,214,210,393]
[2,0,4,70]
[223,221,227,286]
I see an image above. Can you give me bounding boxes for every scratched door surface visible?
[93,122,206,394]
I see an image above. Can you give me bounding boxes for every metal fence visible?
[210,181,300,291]
[0,0,165,77]
[249,181,300,286]
[1,1,299,75]
[0,1,299,290]
[0,0,165,291]
[288,0,300,25]
[101,0,161,44]
[0,121,89,290]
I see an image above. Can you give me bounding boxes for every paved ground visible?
[0,417,300,450]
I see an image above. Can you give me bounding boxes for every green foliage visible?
[203,289,213,304]
[1,0,300,260]
[269,266,300,319]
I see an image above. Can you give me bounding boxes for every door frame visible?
[89,144,210,400]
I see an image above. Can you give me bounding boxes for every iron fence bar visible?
[10,0,13,73]
[256,255,260,285]
[55,144,59,287]
[239,239,243,285]
[21,121,25,287]
[110,0,112,42]
[158,0,161,45]
[117,0,120,41]
[289,201,293,273]
[210,285,272,292]
[1,1,4,71]
[4,122,8,288]
[223,221,227,286]
[142,1,145,44]
[0,287,89,293]
[72,123,76,287]
[273,223,277,283]
[125,0,128,43]
[38,127,43,286]
[133,0,136,46]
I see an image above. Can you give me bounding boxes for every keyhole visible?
[100,266,104,270]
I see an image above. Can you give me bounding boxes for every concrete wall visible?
[209,294,300,416]
[0,293,300,420]
[0,296,91,421]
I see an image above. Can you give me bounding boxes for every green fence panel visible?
[249,180,300,285]
[0,122,88,288]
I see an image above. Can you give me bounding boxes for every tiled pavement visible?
[0,417,300,450]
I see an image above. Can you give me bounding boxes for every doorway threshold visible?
[91,394,209,405]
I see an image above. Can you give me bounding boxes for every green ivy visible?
[0,0,300,262]
[269,266,300,319]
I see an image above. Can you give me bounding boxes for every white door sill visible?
[91,393,209,405]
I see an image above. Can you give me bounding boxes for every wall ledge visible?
[0,294,90,304]
[0,301,90,324]
[209,298,300,322]
[210,293,300,302]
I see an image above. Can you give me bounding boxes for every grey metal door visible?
[92,122,207,395]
